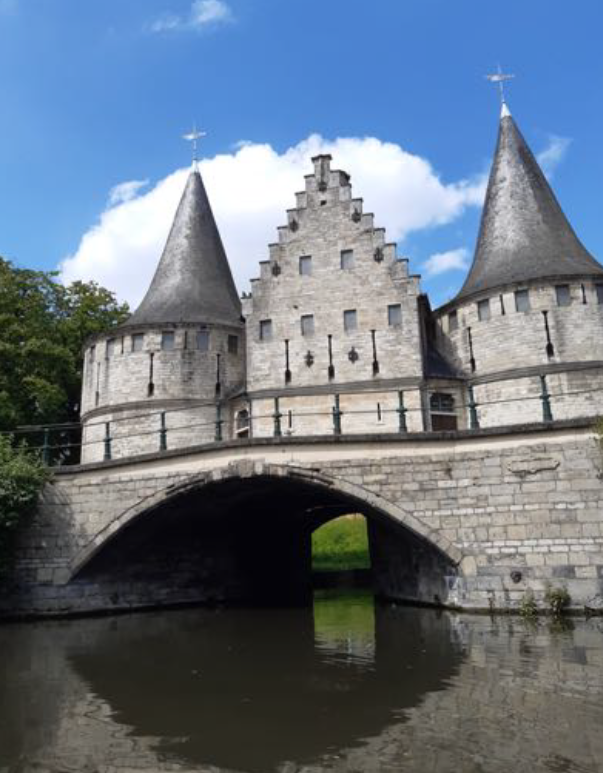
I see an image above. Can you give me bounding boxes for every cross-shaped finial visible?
[485,64,515,105]
[183,124,207,167]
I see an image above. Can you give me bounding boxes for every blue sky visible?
[1,0,602,308]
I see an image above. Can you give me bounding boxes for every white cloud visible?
[422,248,470,277]
[60,134,485,309]
[149,0,233,33]
[149,13,180,32]
[537,134,572,179]
[108,179,149,207]
[190,0,232,27]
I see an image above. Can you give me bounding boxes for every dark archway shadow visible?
[65,599,464,772]
[72,474,458,611]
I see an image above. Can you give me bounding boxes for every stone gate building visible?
[80,102,603,462]
[3,99,603,618]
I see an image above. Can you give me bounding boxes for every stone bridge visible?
[3,419,603,617]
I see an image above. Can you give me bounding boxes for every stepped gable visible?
[456,103,603,302]
[127,169,241,328]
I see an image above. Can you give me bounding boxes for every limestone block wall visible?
[81,403,222,463]
[80,323,244,462]
[435,279,603,377]
[2,423,602,618]
[472,366,603,428]
[248,388,424,438]
[244,154,423,396]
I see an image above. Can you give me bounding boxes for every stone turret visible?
[128,170,242,328]
[435,102,603,426]
[457,102,603,301]
[80,168,245,462]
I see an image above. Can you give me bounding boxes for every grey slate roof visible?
[126,170,242,328]
[455,107,603,302]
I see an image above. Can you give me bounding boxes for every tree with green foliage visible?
[0,434,49,573]
[0,257,129,429]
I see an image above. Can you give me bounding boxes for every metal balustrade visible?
[1,378,601,467]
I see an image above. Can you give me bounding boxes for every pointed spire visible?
[456,109,603,302]
[127,170,241,327]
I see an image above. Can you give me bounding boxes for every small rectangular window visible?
[448,311,458,332]
[477,299,491,321]
[131,333,144,352]
[299,255,312,276]
[597,284,603,305]
[161,331,175,351]
[106,339,115,357]
[89,345,96,362]
[388,304,402,327]
[515,289,530,313]
[301,314,314,336]
[197,330,210,351]
[555,285,571,307]
[260,319,273,341]
[340,249,355,270]
[343,309,357,331]
[430,392,458,431]
[228,334,239,354]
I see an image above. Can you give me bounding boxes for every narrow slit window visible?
[340,249,355,270]
[197,330,209,351]
[299,255,312,276]
[131,333,144,352]
[555,285,571,307]
[597,284,603,305]
[343,309,357,332]
[301,314,314,336]
[448,311,458,332]
[388,304,402,327]
[106,339,115,358]
[161,331,175,351]
[514,289,530,313]
[260,319,273,341]
[477,299,491,321]
[89,345,96,363]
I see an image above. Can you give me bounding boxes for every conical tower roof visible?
[456,104,603,302]
[127,169,242,327]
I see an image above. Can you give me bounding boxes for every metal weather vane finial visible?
[183,124,207,167]
[485,64,515,105]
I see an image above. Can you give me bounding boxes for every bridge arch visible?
[69,461,463,609]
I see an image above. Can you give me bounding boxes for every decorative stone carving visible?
[271,262,281,277]
[348,347,359,363]
[304,351,314,367]
[373,247,384,263]
[351,209,361,223]
[507,456,561,478]
[289,218,299,232]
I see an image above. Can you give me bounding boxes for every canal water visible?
[1,591,602,773]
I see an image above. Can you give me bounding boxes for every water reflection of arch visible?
[70,463,461,609]
[67,601,463,772]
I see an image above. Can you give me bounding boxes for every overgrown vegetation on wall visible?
[0,257,129,430]
[0,435,49,574]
